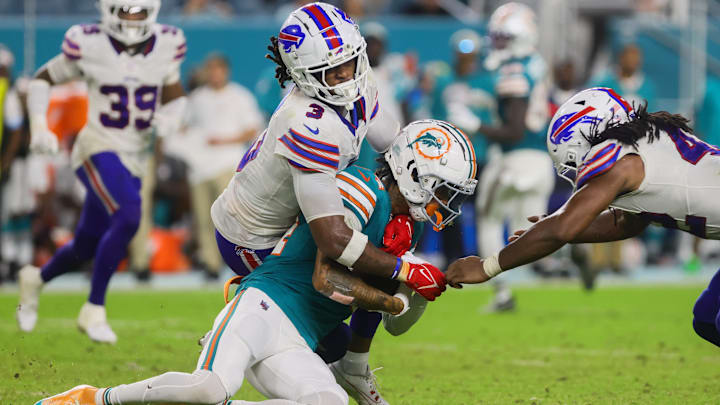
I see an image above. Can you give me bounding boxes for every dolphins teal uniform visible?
[432,68,496,164]
[492,54,549,152]
[237,165,421,350]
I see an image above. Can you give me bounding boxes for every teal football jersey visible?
[237,165,392,350]
[431,68,496,164]
[492,53,549,152]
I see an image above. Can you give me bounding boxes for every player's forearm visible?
[311,217,398,278]
[312,252,404,314]
[570,209,649,243]
[499,221,568,270]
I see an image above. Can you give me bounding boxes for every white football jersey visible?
[576,129,720,239]
[212,78,380,249]
[49,23,185,176]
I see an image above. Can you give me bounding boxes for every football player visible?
[446,87,720,349]
[469,2,554,311]
[35,120,478,405]
[210,2,448,398]
[16,0,187,343]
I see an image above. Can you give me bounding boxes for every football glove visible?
[381,214,414,257]
[395,259,447,301]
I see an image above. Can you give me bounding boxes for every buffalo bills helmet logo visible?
[334,7,354,24]
[278,24,305,53]
[549,112,602,145]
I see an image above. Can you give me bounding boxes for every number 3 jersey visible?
[46,23,186,176]
[577,128,720,239]
[212,80,380,250]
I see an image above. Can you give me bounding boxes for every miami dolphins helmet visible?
[385,120,478,230]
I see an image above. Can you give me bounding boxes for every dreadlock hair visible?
[266,36,293,89]
[584,101,694,148]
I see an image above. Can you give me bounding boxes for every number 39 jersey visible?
[211,79,380,250]
[578,128,720,239]
[47,23,186,176]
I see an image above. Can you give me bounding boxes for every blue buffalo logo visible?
[278,24,305,53]
[334,7,355,24]
[549,113,602,145]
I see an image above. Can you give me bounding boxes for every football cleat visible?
[35,384,98,405]
[330,362,389,405]
[17,265,44,332]
[77,302,118,344]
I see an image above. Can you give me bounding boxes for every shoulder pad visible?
[62,24,100,61]
[155,24,186,61]
[576,140,626,188]
[336,166,382,226]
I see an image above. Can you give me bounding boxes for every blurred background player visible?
[179,53,263,280]
[473,2,553,311]
[15,0,187,343]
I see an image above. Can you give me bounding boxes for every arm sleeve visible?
[291,167,345,223]
[382,283,428,336]
[365,97,400,153]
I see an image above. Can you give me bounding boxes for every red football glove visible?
[395,260,447,301]
[382,214,414,257]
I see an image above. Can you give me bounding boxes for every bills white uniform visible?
[46,23,186,176]
[211,77,380,250]
[577,129,720,239]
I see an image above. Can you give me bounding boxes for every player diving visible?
[446,86,720,349]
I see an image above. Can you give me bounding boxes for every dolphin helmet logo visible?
[409,128,451,160]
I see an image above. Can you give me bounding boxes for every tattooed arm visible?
[312,250,404,315]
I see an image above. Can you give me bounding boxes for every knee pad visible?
[297,385,348,405]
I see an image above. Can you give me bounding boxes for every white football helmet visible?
[278,2,369,109]
[98,0,160,45]
[385,120,478,230]
[547,87,634,186]
[485,2,538,70]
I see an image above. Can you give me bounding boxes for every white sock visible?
[231,400,301,404]
[340,350,369,375]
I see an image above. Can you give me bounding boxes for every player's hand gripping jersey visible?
[236,165,402,349]
[46,23,185,175]
[212,79,380,250]
[579,130,720,239]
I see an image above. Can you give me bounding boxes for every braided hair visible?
[266,36,293,89]
[585,101,694,148]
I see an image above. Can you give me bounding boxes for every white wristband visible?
[483,254,502,278]
[336,229,368,268]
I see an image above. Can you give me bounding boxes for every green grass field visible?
[2,285,720,404]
